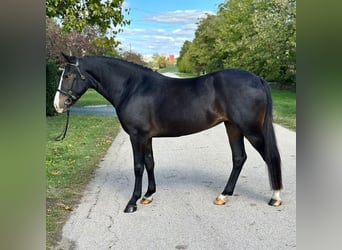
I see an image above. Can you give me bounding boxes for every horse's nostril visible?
[64,98,72,105]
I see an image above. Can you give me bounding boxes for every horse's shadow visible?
[105,163,269,205]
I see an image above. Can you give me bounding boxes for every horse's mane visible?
[85,55,154,74]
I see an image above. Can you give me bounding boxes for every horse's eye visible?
[64,75,69,79]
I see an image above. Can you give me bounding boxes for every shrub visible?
[46,60,59,116]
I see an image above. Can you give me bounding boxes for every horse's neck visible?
[88,61,134,109]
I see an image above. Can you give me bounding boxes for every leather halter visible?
[55,59,86,141]
[57,58,86,104]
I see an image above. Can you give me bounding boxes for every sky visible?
[116,0,222,59]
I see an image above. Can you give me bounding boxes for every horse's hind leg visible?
[214,122,247,205]
[140,138,156,205]
[245,131,282,206]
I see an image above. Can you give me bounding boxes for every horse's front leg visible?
[124,134,146,213]
[140,138,156,205]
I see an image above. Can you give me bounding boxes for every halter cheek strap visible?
[69,58,86,80]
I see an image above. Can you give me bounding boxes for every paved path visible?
[57,124,295,250]
[70,105,117,117]
[58,73,296,249]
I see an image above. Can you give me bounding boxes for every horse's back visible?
[212,68,264,91]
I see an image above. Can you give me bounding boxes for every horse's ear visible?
[61,52,76,64]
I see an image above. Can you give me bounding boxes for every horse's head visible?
[54,53,89,113]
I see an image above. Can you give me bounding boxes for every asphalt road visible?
[57,73,296,250]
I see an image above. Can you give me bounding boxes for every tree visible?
[157,55,168,69]
[46,18,119,61]
[46,0,130,35]
[120,51,147,66]
[177,0,296,84]
[177,15,222,75]
[151,54,169,69]
[46,0,130,58]
[191,14,223,74]
[217,0,296,83]
[215,0,256,70]
[250,0,296,83]
[177,41,194,73]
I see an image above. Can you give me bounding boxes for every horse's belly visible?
[153,111,225,137]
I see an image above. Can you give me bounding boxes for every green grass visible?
[157,64,178,74]
[46,115,120,249]
[270,84,296,131]
[75,89,111,106]
[158,64,197,78]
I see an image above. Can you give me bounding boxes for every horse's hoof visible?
[268,198,282,207]
[213,194,228,205]
[140,196,153,205]
[124,204,137,213]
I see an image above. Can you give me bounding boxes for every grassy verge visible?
[75,89,111,106]
[46,115,120,249]
[270,84,296,131]
[158,65,197,78]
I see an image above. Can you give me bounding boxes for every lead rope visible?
[55,110,70,141]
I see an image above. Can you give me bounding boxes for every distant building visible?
[169,54,175,63]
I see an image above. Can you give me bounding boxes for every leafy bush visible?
[46,60,59,116]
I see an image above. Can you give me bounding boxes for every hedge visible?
[46,60,59,116]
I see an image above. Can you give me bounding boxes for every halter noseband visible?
[57,89,78,102]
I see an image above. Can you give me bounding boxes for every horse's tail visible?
[260,78,283,190]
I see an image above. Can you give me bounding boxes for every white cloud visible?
[122,28,146,34]
[156,28,166,33]
[143,9,213,24]
[153,35,175,42]
[172,29,182,34]
[172,28,194,36]
[117,9,215,56]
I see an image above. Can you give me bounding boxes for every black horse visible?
[54,53,282,213]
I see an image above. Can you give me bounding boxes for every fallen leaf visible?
[56,203,73,211]
[50,171,61,176]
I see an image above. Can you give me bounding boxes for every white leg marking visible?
[218,194,228,202]
[143,195,153,202]
[54,69,65,113]
[272,190,281,201]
